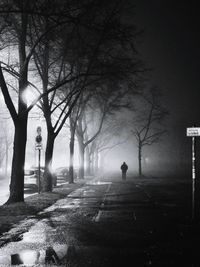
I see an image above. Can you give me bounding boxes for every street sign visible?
[35,135,42,150]
[36,135,42,143]
[37,126,42,135]
[35,143,42,150]
[35,126,42,150]
[187,127,200,137]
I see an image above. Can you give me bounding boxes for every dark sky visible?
[134,1,199,127]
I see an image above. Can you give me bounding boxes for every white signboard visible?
[187,127,200,137]
[35,143,42,150]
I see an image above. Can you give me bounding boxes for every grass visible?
[0,181,86,243]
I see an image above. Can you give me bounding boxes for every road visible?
[0,173,199,266]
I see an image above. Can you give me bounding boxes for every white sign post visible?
[186,127,200,221]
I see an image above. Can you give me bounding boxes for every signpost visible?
[187,127,200,137]
[186,126,200,221]
[35,126,42,194]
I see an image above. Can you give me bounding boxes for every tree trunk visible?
[69,137,75,184]
[90,151,95,175]
[138,143,142,176]
[89,142,96,175]
[94,151,99,174]
[85,146,91,176]
[69,115,77,183]
[6,116,28,203]
[99,152,104,171]
[5,138,9,177]
[78,138,85,179]
[79,145,85,179]
[43,132,55,192]
[6,33,28,204]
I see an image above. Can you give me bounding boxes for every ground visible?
[0,181,86,243]
[0,173,200,266]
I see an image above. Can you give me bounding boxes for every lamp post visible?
[35,126,42,194]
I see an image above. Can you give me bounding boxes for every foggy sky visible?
[107,1,199,174]
[134,0,199,125]
[1,1,199,176]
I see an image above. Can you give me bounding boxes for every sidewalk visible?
[0,178,92,247]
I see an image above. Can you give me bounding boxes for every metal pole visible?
[192,136,196,221]
[38,148,41,194]
[192,136,196,179]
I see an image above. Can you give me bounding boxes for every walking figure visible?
[121,162,128,180]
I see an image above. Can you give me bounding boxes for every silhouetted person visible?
[121,162,128,180]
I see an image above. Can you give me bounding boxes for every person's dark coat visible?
[121,162,128,173]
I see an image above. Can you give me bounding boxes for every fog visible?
[0,95,192,180]
[0,0,197,184]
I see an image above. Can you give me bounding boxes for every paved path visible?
[0,174,199,266]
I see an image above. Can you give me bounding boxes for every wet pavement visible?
[0,174,199,266]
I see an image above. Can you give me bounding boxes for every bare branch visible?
[0,64,18,123]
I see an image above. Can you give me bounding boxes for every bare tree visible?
[90,117,128,174]
[130,87,168,176]
[76,79,136,179]
[0,1,37,203]
[0,0,93,201]
[0,0,143,202]
[76,102,106,179]
[31,0,143,189]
